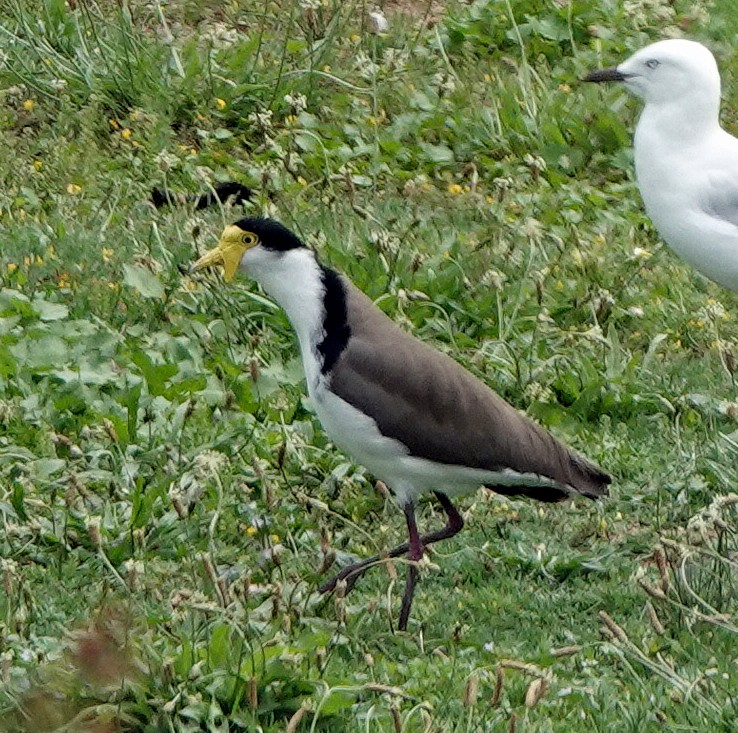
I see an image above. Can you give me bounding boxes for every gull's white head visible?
[585,39,721,110]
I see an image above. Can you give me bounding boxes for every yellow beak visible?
[191,225,250,282]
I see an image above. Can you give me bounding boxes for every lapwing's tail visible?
[569,453,611,499]
[485,450,611,504]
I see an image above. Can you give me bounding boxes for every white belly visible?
[634,125,738,292]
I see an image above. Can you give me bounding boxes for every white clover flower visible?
[521,217,543,242]
[284,93,308,113]
[247,109,274,130]
[193,450,229,480]
[0,399,17,426]
[593,289,615,310]
[524,381,554,403]
[523,153,547,173]
[480,268,507,289]
[492,176,514,192]
[299,0,321,10]
[432,72,456,94]
[383,48,408,73]
[703,300,727,321]
[155,150,180,172]
[200,22,239,49]
[369,230,400,256]
[354,51,380,79]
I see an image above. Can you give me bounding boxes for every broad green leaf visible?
[420,142,454,163]
[123,264,165,299]
[33,299,69,321]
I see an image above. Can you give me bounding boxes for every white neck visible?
[241,247,327,390]
[637,91,721,147]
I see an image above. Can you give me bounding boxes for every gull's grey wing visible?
[328,278,610,499]
[700,170,738,228]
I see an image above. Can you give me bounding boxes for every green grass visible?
[1,0,738,730]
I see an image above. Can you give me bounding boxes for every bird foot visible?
[318,563,366,595]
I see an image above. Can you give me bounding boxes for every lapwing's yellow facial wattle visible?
[191,225,260,282]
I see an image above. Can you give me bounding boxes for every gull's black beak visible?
[583,67,629,83]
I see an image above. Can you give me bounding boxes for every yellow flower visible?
[246,526,258,537]
[215,98,227,110]
[22,99,34,111]
[270,533,280,543]
[35,255,43,265]
[121,128,132,139]
[102,247,114,262]
[486,195,494,204]
[23,256,32,267]
[447,183,463,195]
[558,83,571,93]
[7,263,17,273]
[33,160,43,171]
[297,176,307,186]
[66,183,82,195]
[322,64,331,73]
[349,33,360,43]
[108,118,120,130]
[57,273,70,287]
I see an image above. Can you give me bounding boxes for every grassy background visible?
[1,0,738,730]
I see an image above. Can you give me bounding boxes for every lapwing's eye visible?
[645,59,660,69]
[242,232,257,246]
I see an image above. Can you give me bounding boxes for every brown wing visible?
[329,279,610,500]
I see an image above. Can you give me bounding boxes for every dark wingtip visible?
[151,181,252,210]
[582,67,628,83]
[194,182,252,210]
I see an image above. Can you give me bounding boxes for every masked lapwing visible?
[192,218,611,630]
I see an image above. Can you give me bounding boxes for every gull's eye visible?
[242,232,258,246]
[645,58,660,69]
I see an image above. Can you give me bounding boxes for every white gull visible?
[585,39,738,294]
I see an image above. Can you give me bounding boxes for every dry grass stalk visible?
[639,578,667,600]
[286,702,310,733]
[654,546,670,592]
[317,549,336,575]
[646,601,666,635]
[550,645,581,657]
[491,665,504,706]
[391,705,402,733]
[248,676,258,710]
[598,611,629,643]
[365,683,407,697]
[200,552,227,607]
[524,677,549,708]
[335,579,347,625]
[499,659,546,678]
[463,673,479,708]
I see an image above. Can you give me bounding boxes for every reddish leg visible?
[319,492,464,622]
[398,502,424,630]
